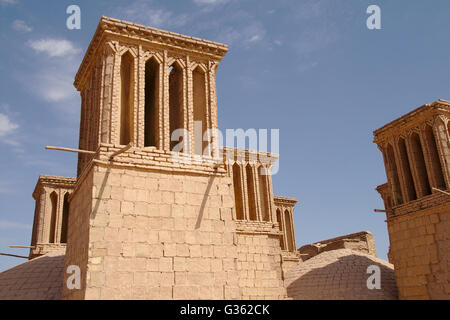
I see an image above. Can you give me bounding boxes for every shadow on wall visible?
[286,252,398,300]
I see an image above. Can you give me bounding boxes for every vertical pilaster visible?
[406,135,427,198]
[157,58,164,150]
[404,137,421,199]
[186,57,195,157]
[163,50,170,151]
[418,129,435,193]
[55,189,63,243]
[100,44,115,145]
[289,210,297,251]
[280,206,288,251]
[266,168,276,224]
[182,57,189,154]
[111,48,121,145]
[393,141,411,202]
[241,162,250,221]
[36,189,46,244]
[43,188,52,243]
[421,125,439,190]
[137,45,145,148]
[208,62,219,159]
[253,165,263,221]
[433,116,450,188]
[131,51,138,145]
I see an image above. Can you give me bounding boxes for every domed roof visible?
[0,249,65,300]
[285,249,398,300]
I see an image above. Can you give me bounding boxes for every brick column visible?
[253,166,263,221]
[100,43,115,145]
[111,47,121,145]
[208,62,219,158]
[289,209,297,251]
[186,57,195,157]
[55,189,64,243]
[405,135,428,198]
[421,124,445,190]
[266,167,276,224]
[36,189,46,244]
[433,116,450,188]
[137,45,145,148]
[162,50,170,151]
[241,162,250,221]
[280,206,288,251]
[182,58,189,154]
[393,141,411,203]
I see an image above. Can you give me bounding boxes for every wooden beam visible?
[9,245,35,249]
[0,253,28,259]
[432,187,450,196]
[46,146,96,155]
[109,142,134,160]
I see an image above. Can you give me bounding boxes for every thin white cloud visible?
[0,105,22,147]
[25,38,80,108]
[193,0,229,5]
[0,220,31,230]
[12,19,32,32]
[113,1,264,48]
[214,19,266,47]
[0,0,18,5]
[27,38,80,57]
[116,1,188,29]
[35,69,77,102]
[0,113,19,139]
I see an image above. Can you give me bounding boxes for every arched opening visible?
[386,144,403,205]
[398,138,417,201]
[169,62,184,151]
[61,193,70,244]
[258,166,270,221]
[144,57,160,147]
[276,209,285,250]
[246,164,257,221]
[120,51,134,145]
[49,191,58,243]
[410,133,431,196]
[424,125,445,190]
[232,163,244,220]
[193,66,208,156]
[284,210,294,252]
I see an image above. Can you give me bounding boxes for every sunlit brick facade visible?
[374,100,450,299]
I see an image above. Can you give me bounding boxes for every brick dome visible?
[0,250,65,300]
[285,249,398,300]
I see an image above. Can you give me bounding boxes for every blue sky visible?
[1,0,450,271]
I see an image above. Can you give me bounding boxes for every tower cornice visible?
[74,16,228,91]
[373,99,450,144]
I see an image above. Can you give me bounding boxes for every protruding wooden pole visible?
[109,142,134,160]
[432,187,450,196]
[9,245,35,249]
[0,253,28,259]
[46,146,96,154]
